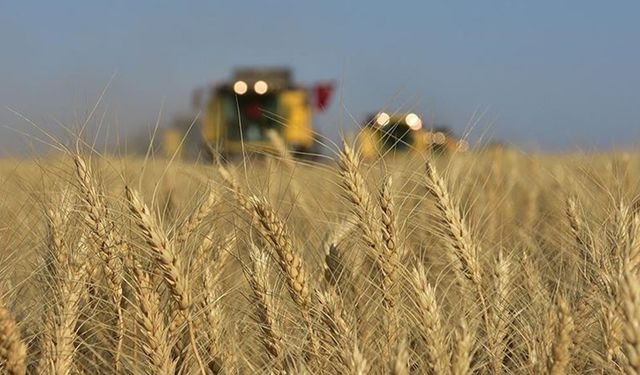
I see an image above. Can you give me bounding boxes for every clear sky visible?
[1,1,639,154]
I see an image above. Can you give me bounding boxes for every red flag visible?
[313,82,335,111]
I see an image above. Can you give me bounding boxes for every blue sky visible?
[1,1,639,153]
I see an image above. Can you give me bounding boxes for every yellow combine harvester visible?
[357,111,469,159]
[163,68,324,159]
[196,68,318,159]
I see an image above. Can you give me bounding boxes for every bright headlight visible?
[457,140,469,152]
[254,80,268,95]
[376,112,390,126]
[405,113,422,130]
[233,80,248,95]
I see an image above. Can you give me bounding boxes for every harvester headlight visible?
[233,80,248,95]
[405,113,422,131]
[376,112,390,127]
[254,80,268,95]
[433,132,446,145]
[457,140,469,152]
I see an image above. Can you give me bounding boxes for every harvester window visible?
[379,123,414,151]
[223,92,280,142]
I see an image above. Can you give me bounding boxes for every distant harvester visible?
[164,67,335,160]
[357,111,469,159]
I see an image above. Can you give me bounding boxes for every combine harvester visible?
[164,67,334,160]
[357,111,469,159]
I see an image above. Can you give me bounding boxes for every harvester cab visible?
[358,111,469,159]
[197,68,319,159]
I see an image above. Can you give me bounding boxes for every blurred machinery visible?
[161,114,202,160]
[357,111,469,159]
[164,67,333,159]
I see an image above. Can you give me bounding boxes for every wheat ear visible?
[487,250,511,375]
[566,195,599,280]
[337,142,381,252]
[175,181,217,245]
[424,161,489,335]
[247,196,320,361]
[125,186,207,375]
[424,161,482,290]
[266,129,312,218]
[45,189,72,270]
[410,264,451,375]
[391,336,410,375]
[451,318,473,375]
[131,265,177,375]
[73,155,124,371]
[378,176,401,348]
[249,196,311,308]
[317,288,368,374]
[246,244,285,368]
[217,163,251,211]
[0,305,26,375]
[322,220,356,289]
[627,213,640,272]
[198,233,235,373]
[351,342,370,375]
[338,144,402,354]
[547,296,574,375]
[45,238,89,375]
[621,270,640,374]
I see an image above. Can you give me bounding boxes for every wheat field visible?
[0,142,639,374]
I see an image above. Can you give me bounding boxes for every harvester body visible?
[200,68,315,157]
[358,111,468,159]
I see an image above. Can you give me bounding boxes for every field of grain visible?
[0,144,639,374]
